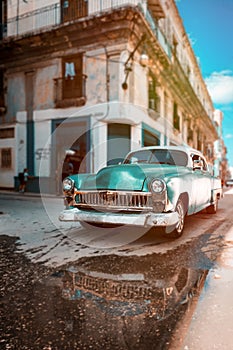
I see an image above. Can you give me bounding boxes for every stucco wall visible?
[85,52,108,104]
[34,62,59,109]
[7,74,25,121]
[16,112,27,176]
[34,120,51,178]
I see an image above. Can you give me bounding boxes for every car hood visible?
[74,164,188,191]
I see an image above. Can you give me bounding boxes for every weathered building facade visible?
[213,110,228,182]
[0,0,219,193]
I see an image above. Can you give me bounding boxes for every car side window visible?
[200,157,208,171]
[192,154,200,166]
[191,154,208,171]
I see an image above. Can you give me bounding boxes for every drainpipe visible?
[16,0,19,35]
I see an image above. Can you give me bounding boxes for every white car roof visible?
[131,145,204,156]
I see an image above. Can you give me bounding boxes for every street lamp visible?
[122,34,149,90]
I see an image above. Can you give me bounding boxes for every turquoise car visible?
[59,146,222,237]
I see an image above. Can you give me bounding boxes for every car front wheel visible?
[165,199,185,238]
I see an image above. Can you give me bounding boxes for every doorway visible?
[107,123,131,165]
[52,117,90,193]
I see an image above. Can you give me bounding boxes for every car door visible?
[191,154,212,211]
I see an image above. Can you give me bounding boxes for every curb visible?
[0,190,62,200]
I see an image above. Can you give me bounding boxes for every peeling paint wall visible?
[134,61,147,107]
[108,54,120,101]
[34,120,51,178]
[86,53,108,104]
[85,48,122,105]
[7,74,25,122]
[35,62,59,109]
[16,112,27,176]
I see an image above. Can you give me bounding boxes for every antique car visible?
[225,178,233,187]
[59,145,222,237]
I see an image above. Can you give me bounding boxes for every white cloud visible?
[205,71,233,105]
[225,134,233,139]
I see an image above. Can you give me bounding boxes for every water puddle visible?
[53,248,209,349]
[2,233,219,350]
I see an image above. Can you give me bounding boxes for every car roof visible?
[130,145,203,156]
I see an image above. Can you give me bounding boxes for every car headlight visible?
[150,178,166,194]
[63,177,74,192]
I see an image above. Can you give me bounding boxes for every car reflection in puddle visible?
[57,252,208,349]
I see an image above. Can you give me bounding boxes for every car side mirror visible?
[193,159,203,170]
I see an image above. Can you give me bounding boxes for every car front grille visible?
[63,270,164,301]
[74,190,153,211]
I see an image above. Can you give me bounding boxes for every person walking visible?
[18,168,29,193]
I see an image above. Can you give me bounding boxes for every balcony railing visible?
[7,4,60,37]
[88,0,140,14]
[3,1,142,38]
[144,8,171,59]
[54,75,87,108]
[2,0,171,61]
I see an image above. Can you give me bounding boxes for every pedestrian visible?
[18,168,29,193]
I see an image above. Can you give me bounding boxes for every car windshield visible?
[124,149,188,167]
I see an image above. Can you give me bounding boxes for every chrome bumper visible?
[59,208,179,228]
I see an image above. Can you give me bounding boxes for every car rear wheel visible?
[206,197,218,214]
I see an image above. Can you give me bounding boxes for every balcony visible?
[6,4,60,37]
[2,0,165,38]
[54,75,87,108]
[3,1,140,37]
[1,0,172,66]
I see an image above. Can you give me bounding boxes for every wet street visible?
[1,188,233,349]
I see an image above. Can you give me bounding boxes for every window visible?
[187,120,193,141]
[0,0,7,39]
[0,128,14,139]
[197,129,202,151]
[54,55,87,107]
[107,124,131,165]
[173,102,180,131]
[191,154,208,171]
[143,129,159,147]
[1,148,12,169]
[148,73,160,113]
[124,150,188,167]
[61,0,88,22]
[62,55,84,100]
[0,70,5,110]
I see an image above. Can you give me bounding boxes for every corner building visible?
[0,0,219,193]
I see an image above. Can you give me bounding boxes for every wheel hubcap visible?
[176,202,184,233]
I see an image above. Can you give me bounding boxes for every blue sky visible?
[176,0,233,168]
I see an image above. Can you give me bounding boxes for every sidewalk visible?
[0,188,62,199]
[179,225,233,350]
